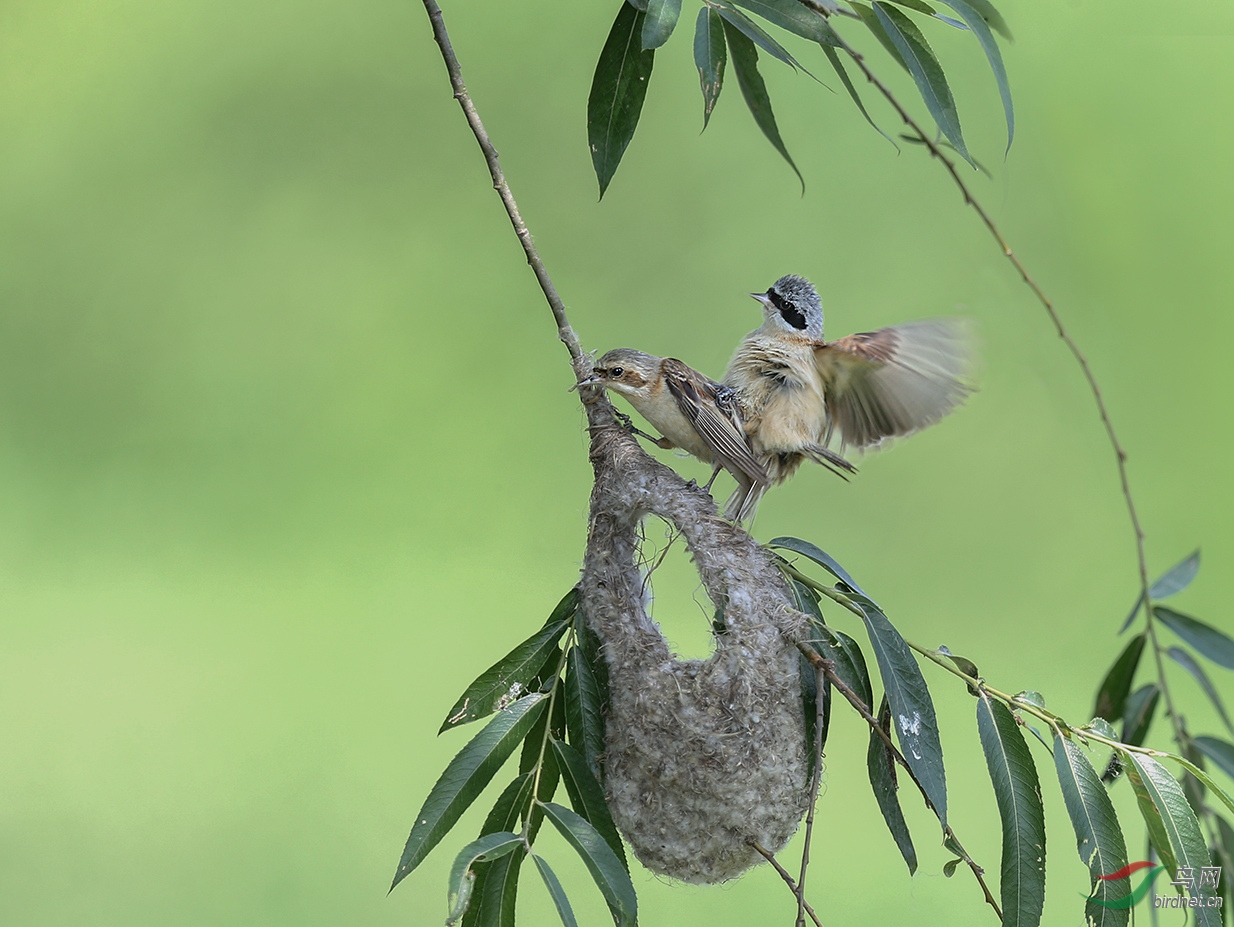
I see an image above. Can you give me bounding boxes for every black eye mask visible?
[767,289,808,330]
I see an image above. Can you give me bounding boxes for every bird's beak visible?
[750,292,773,308]
[570,374,602,392]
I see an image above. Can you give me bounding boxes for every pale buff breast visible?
[632,385,718,466]
[725,335,828,454]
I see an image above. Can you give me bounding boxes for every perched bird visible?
[724,273,972,516]
[580,348,771,518]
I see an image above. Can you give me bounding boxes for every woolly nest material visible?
[580,414,814,884]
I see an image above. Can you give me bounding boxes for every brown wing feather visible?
[814,319,972,450]
[662,359,770,486]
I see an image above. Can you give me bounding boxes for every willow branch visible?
[806,9,1164,732]
[421,0,598,391]
[797,642,1003,920]
[746,839,826,927]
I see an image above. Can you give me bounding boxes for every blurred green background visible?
[3,0,1233,924]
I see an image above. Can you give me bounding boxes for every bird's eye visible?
[610,366,624,377]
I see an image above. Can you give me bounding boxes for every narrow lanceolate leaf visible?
[1120,683,1160,748]
[1123,752,1220,923]
[851,3,909,70]
[714,3,806,71]
[868,695,918,873]
[1169,647,1234,734]
[731,0,841,46]
[813,625,874,713]
[1121,549,1201,632]
[769,537,870,599]
[588,1,656,198]
[532,855,581,927]
[801,649,820,786]
[1194,737,1234,783]
[934,0,1013,150]
[884,0,936,13]
[977,694,1045,927]
[393,694,547,890]
[641,0,682,50]
[1155,607,1234,670]
[448,833,525,925]
[820,45,895,144]
[440,621,568,732]
[693,7,727,127]
[541,802,638,927]
[851,594,947,825]
[957,0,1012,39]
[719,17,803,190]
[462,775,537,927]
[1092,634,1146,723]
[1171,752,1234,819]
[551,740,627,864]
[1053,734,1130,927]
[871,2,971,164]
[564,646,607,782]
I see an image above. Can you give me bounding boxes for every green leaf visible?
[1121,683,1160,748]
[813,625,874,713]
[532,855,580,927]
[719,17,803,190]
[440,623,568,733]
[1170,751,1234,819]
[1085,717,1119,740]
[541,802,639,927]
[1156,607,1234,670]
[1169,647,1234,735]
[801,648,820,786]
[871,2,971,164]
[867,695,918,873]
[448,833,524,925]
[588,2,656,198]
[461,849,522,927]
[769,537,869,599]
[1122,550,1201,632]
[551,740,627,864]
[1194,737,1234,783]
[820,45,896,144]
[713,3,806,71]
[956,0,1012,39]
[977,694,1045,927]
[933,0,1013,151]
[641,0,682,49]
[1092,634,1146,723]
[1053,734,1130,927]
[884,0,936,12]
[1124,752,1220,921]
[850,594,947,825]
[730,0,842,46]
[1016,690,1046,710]
[460,775,537,927]
[693,7,727,127]
[564,646,607,783]
[851,2,909,70]
[392,694,548,890]
[1154,550,1203,599]
[937,646,980,679]
[943,857,962,877]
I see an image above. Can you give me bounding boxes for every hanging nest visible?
[578,400,814,884]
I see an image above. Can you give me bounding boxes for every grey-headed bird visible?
[724,274,972,516]
[580,349,771,520]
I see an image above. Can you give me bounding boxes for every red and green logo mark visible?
[1089,861,1166,909]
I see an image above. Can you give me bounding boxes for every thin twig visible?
[803,8,1167,741]
[797,642,1003,919]
[421,0,587,372]
[797,669,828,927]
[746,839,826,927]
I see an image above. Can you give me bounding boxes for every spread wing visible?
[814,319,973,450]
[662,358,770,486]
